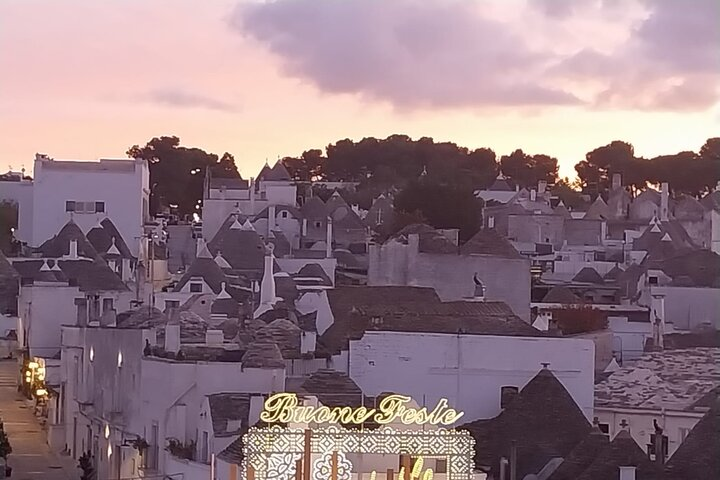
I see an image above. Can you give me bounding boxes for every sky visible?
[1,0,718,180]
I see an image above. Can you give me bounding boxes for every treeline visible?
[282,135,720,197]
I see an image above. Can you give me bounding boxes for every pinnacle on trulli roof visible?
[107,237,121,256]
[40,259,51,272]
[216,281,232,300]
[661,232,672,242]
[50,260,62,272]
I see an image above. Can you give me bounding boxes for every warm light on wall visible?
[28,361,39,369]
[89,347,95,362]
[107,444,113,459]
[105,424,110,439]
[35,388,48,397]
[117,351,123,368]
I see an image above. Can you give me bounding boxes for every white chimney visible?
[530,189,537,202]
[258,248,276,308]
[660,182,669,222]
[69,239,78,259]
[325,217,333,258]
[250,177,256,214]
[619,466,636,480]
[651,294,666,349]
[612,173,622,190]
[302,218,308,237]
[300,331,317,354]
[205,329,224,346]
[538,180,547,195]
[164,324,180,354]
[268,204,276,235]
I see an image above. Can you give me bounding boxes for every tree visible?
[0,428,12,460]
[575,141,644,194]
[127,136,240,216]
[500,149,559,189]
[552,306,608,335]
[552,178,586,210]
[78,451,95,480]
[394,180,483,242]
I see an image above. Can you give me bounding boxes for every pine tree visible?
[78,451,96,480]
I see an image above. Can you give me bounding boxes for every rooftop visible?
[595,348,720,411]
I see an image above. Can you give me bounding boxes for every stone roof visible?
[86,218,134,259]
[207,224,266,273]
[169,310,210,342]
[211,297,240,317]
[210,177,249,190]
[553,202,572,218]
[320,288,541,355]
[254,319,302,359]
[13,258,128,292]
[241,341,285,368]
[572,267,605,284]
[0,250,19,315]
[37,220,101,259]
[603,265,624,281]
[207,393,251,437]
[657,249,720,287]
[293,263,333,287]
[391,224,458,254]
[297,369,365,408]
[487,176,515,192]
[575,430,664,480]
[595,348,720,411]
[174,256,228,294]
[259,161,291,181]
[460,228,524,259]
[461,368,591,477]
[301,197,327,219]
[664,402,720,480]
[542,286,582,304]
[584,196,609,220]
[267,230,291,258]
[548,426,610,480]
[116,307,168,329]
[700,190,720,212]
[254,205,302,221]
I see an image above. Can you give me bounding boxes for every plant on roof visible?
[165,437,196,461]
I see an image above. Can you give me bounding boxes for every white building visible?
[30,154,149,256]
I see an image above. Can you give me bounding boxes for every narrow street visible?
[0,361,77,480]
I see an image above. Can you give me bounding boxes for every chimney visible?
[69,239,78,259]
[530,189,537,202]
[164,324,181,354]
[258,247,276,308]
[302,218,308,237]
[196,237,207,257]
[660,182,669,222]
[612,173,622,190]
[651,294,666,349]
[205,329,224,346]
[249,394,265,425]
[619,466,636,480]
[500,386,518,409]
[509,441,518,480]
[268,204,276,235]
[300,331,317,354]
[325,216,333,258]
[250,177,256,214]
[538,180,547,195]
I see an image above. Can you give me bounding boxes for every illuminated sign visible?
[260,393,464,426]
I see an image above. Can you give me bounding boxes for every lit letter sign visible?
[259,393,464,426]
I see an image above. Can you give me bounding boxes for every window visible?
[66,201,76,212]
[598,423,610,434]
[281,211,289,219]
[165,300,180,310]
[189,283,203,293]
[488,216,495,228]
[95,202,105,213]
[649,276,659,285]
[314,221,322,228]
[435,459,448,473]
[102,298,114,313]
[65,200,105,214]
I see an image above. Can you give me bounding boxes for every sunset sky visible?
[1,0,718,179]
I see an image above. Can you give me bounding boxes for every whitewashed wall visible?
[350,332,595,423]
